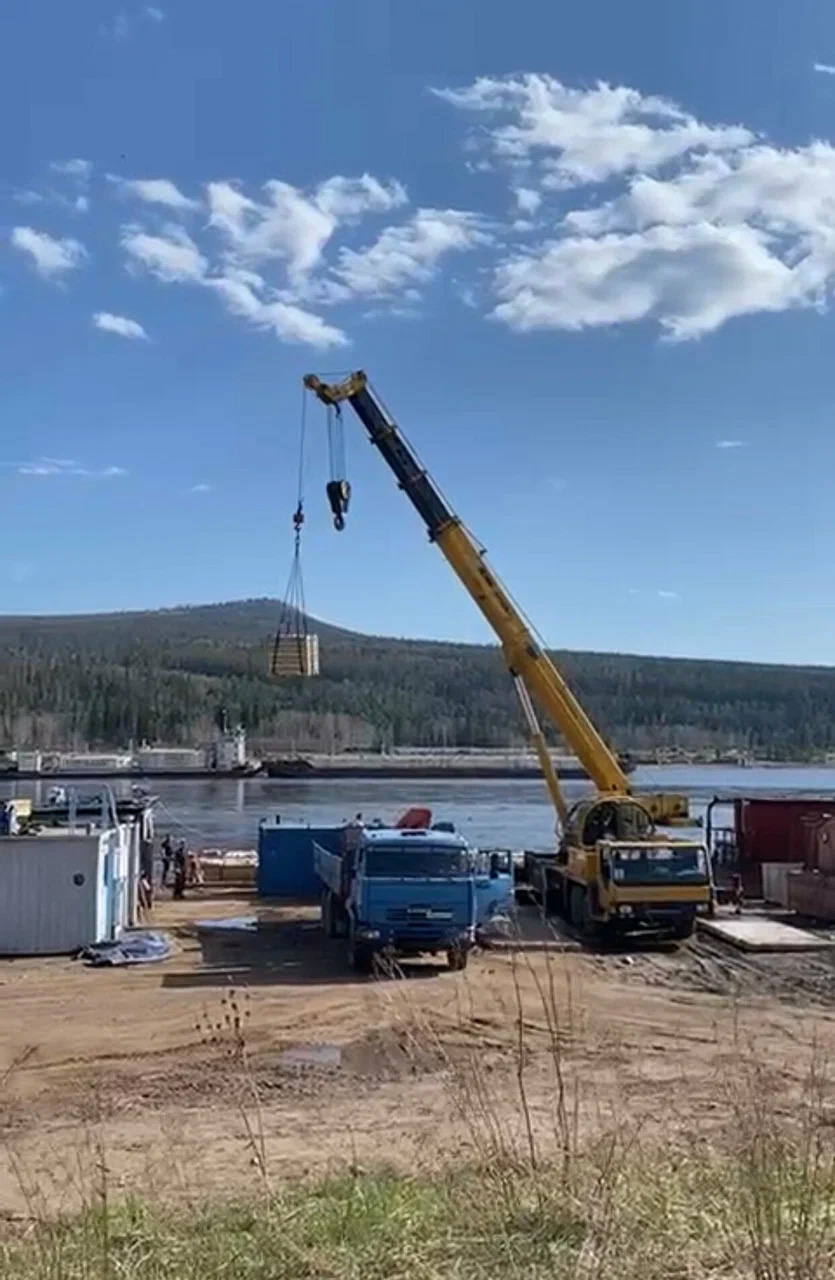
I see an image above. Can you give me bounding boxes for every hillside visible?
[1,598,834,759]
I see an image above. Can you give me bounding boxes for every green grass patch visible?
[3,1146,835,1280]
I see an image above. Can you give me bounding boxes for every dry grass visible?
[3,946,835,1278]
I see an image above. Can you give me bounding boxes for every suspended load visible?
[270,502,320,677]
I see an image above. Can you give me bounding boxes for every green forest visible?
[1,598,834,760]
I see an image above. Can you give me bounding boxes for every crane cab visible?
[561,796,654,851]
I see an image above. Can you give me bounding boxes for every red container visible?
[735,798,835,895]
[811,816,835,876]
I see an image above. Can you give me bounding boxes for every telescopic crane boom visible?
[304,372,634,801]
[305,371,692,833]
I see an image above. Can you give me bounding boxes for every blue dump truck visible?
[313,827,509,973]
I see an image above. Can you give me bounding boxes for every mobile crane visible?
[303,372,711,941]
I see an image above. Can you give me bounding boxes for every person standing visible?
[160,834,173,888]
[172,840,187,900]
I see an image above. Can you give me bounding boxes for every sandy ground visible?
[2,890,835,1216]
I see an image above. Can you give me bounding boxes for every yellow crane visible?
[304,371,711,940]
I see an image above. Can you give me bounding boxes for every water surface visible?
[3,765,833,851]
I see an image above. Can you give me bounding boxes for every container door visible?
[103,844,114,938]
[474,852,514,926]
[110,834,126,938]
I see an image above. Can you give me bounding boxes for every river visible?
[3,764,835,851]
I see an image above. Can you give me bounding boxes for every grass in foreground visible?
[3,1133,835,1280]
[4,967,835,1277]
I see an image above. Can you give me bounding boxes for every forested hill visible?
[1,598,834,760]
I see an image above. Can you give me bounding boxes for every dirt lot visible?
[2,890,835,1216]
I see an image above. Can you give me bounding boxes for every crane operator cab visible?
[557,796,712,940]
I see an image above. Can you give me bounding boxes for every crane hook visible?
[326,478,351,531]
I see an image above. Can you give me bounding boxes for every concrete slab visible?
[698,915,835,953]
[479,904,579,952]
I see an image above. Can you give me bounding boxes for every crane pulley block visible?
[326,478,351,531]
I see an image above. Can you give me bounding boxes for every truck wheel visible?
[447,946,469,972]
[349,940,374,975]
[332,897,348,939]
[569,884,583,930]
[569,885,595,939]
[670,918,694,941]
[545,877,563,917]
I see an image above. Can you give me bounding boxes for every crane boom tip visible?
[303,371,367,405]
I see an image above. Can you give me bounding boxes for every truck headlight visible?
[618,905,634,917]
[356,927,380,941]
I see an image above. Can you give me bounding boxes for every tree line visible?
[1,598,834,759]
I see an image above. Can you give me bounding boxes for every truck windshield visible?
[608,845,707,885]
[364,845,471,878]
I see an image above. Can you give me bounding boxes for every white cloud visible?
[434,74,751,188]
[14,161,91,215]
[122,171,422,347]
[111,176,199,210]
[657,590,680,600]
[93,311,149,340]
[432,73,835,339]
[715,439,746,449]
[514,186,541,215]
[16,458,126,478]
[123,223,347,348]
[13,189,45,206]
[102,7,162,38]
[122,224,207,282]
[814,63,835,75]
[206,269,348,347]
[206,173,406,282]
[190,482,211,493]
[334,208,488,297]
[492,221,800,340]
[50,158,92,180]
[11,227,87,278]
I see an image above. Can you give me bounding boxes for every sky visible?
[3,0,835,665]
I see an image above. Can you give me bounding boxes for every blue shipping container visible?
[257,822,345,899]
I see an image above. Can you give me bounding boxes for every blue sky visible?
[3,0,835,665]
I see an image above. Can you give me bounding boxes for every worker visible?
[172,840,187,900]
[160,834,173,888]
[187,849,204,887]
[138,871,154,919]
[344,813,363,852]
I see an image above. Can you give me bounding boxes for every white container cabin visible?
[0,826,133,956]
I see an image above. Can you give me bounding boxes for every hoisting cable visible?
[325,401,351,531]
[270,389,312,676]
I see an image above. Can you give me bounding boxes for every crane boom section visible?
[304,371,631,797]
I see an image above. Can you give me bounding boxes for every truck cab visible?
[316,827,480,972]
